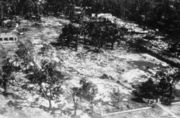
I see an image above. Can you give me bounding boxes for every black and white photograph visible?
[0,0,180,118]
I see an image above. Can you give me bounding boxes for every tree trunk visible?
[48,88,52,110]
[48,99,52,110]
[90,99,94,113]
[3,77,8,96]
[40,85,52,110]
[1,5,3,19]
[73,94,77,116]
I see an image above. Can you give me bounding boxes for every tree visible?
[26,60,63,110]
[0,58,20,95]
[71,79,98,115]
[76,79,98,112]
[133,78,159,101]
[158,77,173,105]
[110,89,124,109]
[15,41,35,72]
[155,70,175,105]
[2,0,41,19]
[58,23,80,50]
[71,87,79,115]
[44,0,72,15]
[82,18,122,50]
[133,69,180,105]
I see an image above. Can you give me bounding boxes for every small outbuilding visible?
[0,33,18,43]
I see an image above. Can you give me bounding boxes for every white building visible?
[0,33,18,43]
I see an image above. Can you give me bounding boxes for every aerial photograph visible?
[0,0,180,118]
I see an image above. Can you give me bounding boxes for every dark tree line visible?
[88,0,180,35]
[1,0,179,34]
[0,0,42,20]
[57,17,127,51]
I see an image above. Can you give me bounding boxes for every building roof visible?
[0,33,17,38]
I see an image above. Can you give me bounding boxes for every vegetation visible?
[0,58,20,95]
[82,18,121,50]
[72,79,98,114]
[133,69,180,105]
[0,0,42,21]
[58,17,126,51]
[133,78,159,102]
[0,0,179,34]
[1,0,180,117]
[58,23,80,50]
[110,89,124,109]
[26,60,63,110]
[82,0,180,35]
[0,41,64,111]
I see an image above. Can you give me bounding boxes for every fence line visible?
[156,103,178,118]
[101,107,151,116]
[101,101,180,117]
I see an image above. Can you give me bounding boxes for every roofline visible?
[0,33,17,38]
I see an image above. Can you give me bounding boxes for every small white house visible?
[0,33,18,43]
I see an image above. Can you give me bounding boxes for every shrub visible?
[72,79,98,114]
[133,78,159,101]
[58,23,80,50]
[110,89,123,109]
[133,69,179,105]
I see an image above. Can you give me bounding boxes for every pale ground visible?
[0,15,179,118]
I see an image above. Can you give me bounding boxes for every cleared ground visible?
[0,15,179,118]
